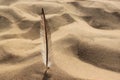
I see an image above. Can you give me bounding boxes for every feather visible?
[40,8,51,68]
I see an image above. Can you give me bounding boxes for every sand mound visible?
[0,0,120,80]
[47,13,75,32]
[68,2,120,30]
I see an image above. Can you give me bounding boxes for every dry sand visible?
[0,0,120,80]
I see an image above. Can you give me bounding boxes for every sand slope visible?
[0,0,120,80]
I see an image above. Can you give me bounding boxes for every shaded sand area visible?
[0,0,120,80]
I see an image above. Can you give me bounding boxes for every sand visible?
[0,0,120,80]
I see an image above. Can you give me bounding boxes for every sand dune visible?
[0,0,120,80]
